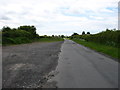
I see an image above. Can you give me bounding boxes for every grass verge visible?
[2,37,64,46]
[71,38,119,61]
[36,38,64,42]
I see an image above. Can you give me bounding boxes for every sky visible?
[0,0,119,36]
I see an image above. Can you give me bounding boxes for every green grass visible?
[2,37,64,46]
[71,38,119,60]
[36,37,64,42]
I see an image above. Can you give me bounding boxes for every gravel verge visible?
[2,41,63,88]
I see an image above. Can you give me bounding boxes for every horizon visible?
[0,0,119,36]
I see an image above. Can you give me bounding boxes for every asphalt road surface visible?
[2,41,63,88]
[2,40,119,88]
[44,39,118,88]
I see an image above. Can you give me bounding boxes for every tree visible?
[71,33,79,36]
[12,28,17,31]
[106,28,109,31]
[52,35,54,37]
[87,32,90,34]
[18,25,37,38]
[18,25,36,35]
[44,35,48,38]
[82,31,85,35]
[2,26,11,32]
[61,35,65,38]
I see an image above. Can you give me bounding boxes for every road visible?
[44,39,118,88]
[2,41,63,88]
[2,40,119,88]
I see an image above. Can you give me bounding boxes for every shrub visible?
[2,30,32,38]
[71,29,120,47]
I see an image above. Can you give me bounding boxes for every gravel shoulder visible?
[2,41,64,88]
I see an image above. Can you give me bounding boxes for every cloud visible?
[0,0,119,35]
[0,16,11,20]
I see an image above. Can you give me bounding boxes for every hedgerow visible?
[2,25,39,45]
[70,29,120,47]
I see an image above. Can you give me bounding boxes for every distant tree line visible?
[70,29,120,47]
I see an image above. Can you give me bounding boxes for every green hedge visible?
[2,30,32,38]
[1,26,64,45]
[2,26,39,45]
[2,37,32,45]
[71,30,120,47]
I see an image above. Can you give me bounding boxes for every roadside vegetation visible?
[70,29,120,60]
[1,25,64,46]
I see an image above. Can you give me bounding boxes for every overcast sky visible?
[0,0,119,36]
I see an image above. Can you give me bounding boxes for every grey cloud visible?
[0,16,11,20]
[6,11,29,15]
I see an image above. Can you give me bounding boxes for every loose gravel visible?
[2,41,63,88]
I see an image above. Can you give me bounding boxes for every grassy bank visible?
[36,37,64,42]
[71,39,119,60]
[2,37,64,46]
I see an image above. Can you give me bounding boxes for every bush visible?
[2,25,39,45]
[71,29,120,47]
[2,37,32,45]
[2,30,32,38]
